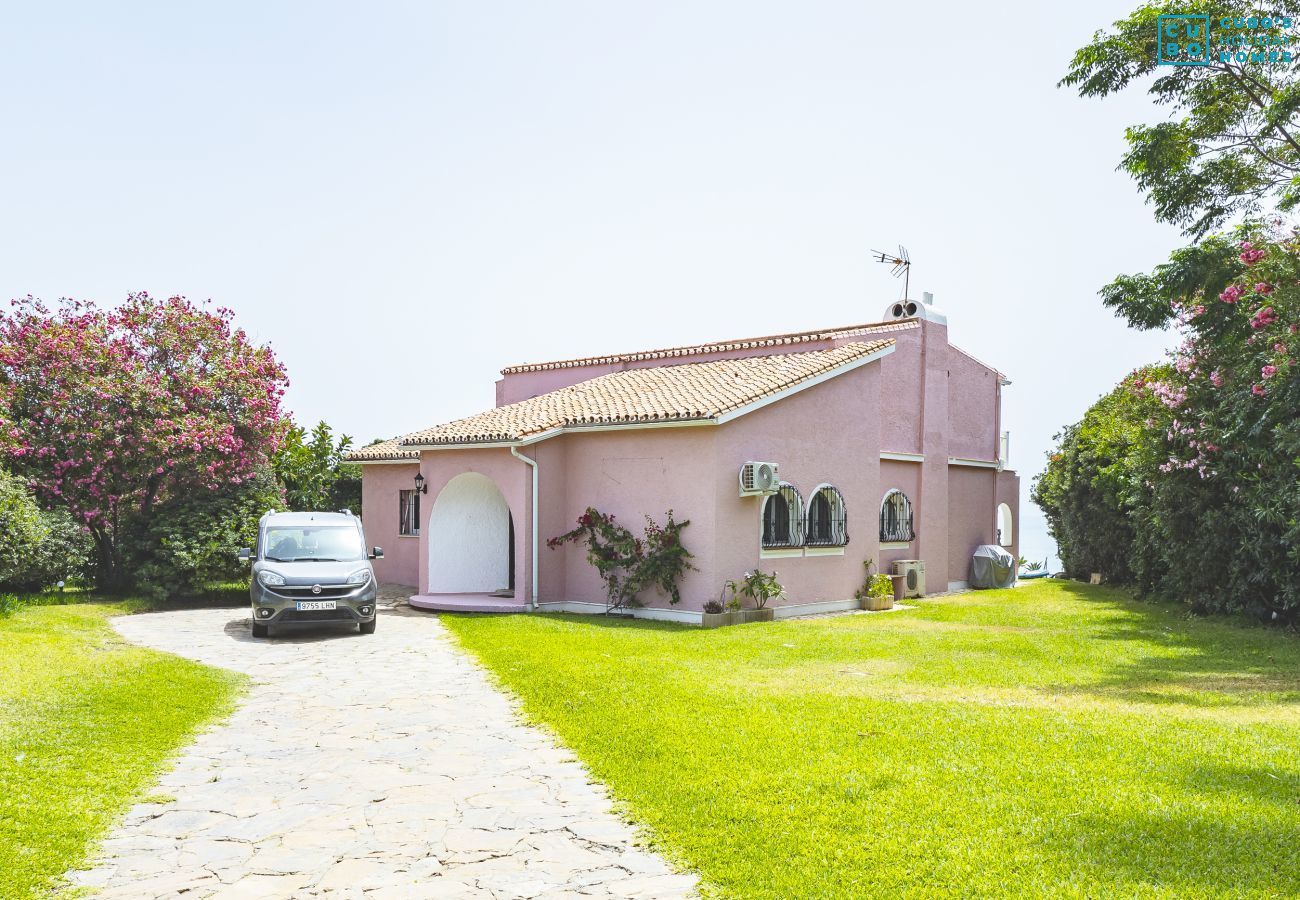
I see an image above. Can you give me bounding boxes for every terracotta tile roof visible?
[499,318,917,375]
[401,339,895,447]
[344,438,420,463]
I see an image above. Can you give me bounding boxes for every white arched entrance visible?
[997,503,1014,548]
[427,472,514,594]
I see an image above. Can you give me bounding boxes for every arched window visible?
[806,485,848,546]
[762,483,803,548]
[880,490,914,543]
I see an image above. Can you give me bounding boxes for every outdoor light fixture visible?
[414,472,428,494]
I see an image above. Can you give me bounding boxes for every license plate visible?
[296,600,337,611]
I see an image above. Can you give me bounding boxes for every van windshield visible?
[262,526,365,562]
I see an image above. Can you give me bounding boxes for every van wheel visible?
[359,619,376,635]
[251,622,269,638]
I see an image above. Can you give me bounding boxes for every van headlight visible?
[258,570,286,587]
[346,569,372,586]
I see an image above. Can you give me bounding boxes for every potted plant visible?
[725,570,783,623]
[854,560,895,611]
[701,598,730,628]
[724,591,744,625]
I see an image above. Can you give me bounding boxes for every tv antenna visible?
[872,245,911,300]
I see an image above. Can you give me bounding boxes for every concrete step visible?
[409,593,528,613]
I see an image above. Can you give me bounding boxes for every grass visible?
[441,580,1300,899]
[0,600,243,898]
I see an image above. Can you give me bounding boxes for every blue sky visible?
[0,1,1182,566]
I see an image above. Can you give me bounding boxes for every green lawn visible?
[442,581,1300,899]
[0,602,242,898]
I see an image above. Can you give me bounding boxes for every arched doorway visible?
[427,473,514,594]
[997,503,1014,548]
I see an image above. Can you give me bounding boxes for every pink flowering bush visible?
[0,293,289,591]
[1041,225,1300,619]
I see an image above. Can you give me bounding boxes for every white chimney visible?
[923,291,934,306]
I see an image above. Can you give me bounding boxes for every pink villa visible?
[347,295,1019,622]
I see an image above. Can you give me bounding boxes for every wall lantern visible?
[414,472,428,495]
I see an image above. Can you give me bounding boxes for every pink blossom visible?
[1252,383,1267,396]
[1262,365,1278,379]
[1220,284,1245,304]
[1255,282,1275,295]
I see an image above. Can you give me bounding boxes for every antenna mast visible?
[871,245,911,300]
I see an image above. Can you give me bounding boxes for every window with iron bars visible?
[806,485,848,547]
[761,483,804,548]
[879,490,914,543]
[398,489,420,536]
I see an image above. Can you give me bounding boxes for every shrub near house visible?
[1036,226,1300,619]
[0,294,288,594]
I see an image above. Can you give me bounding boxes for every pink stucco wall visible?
[877,459,921,575]
[359,463,420,586]
[869,326,925,455]
[948,349,1001,462]
[709,361,882,609]
[946,466,999,585]
[537,427,720,609]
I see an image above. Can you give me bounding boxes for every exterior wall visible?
[868,326,924,455]
[711,362,882,611]
[947,348,1001,462]
[540,426,720,610]
[877,459,922,575]
[359,463,420,586]
[946,465,1000,588]
[915,321,952,590]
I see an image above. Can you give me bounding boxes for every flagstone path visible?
[65,591,695,899]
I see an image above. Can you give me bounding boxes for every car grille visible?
[283,607,355,622]
[269,585,355,599]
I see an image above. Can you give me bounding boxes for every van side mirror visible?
[237,548,252,563]
[371,547,384,559]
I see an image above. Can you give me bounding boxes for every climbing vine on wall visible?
[547,507,694,609]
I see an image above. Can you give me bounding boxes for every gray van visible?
[239,510,383,638]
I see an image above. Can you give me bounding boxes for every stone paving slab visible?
[65,588,695,898]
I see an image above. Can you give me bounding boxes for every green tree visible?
[272,421,361,513]
[129,468,283,599]
[1032,372,1163,584]
[0,469,90,591]
[1037,226,1300,619]
[0,294,288,592]
[1063,4,1300,237]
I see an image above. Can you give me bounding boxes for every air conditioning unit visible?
[894,559,926,598]
[738,461,780,496]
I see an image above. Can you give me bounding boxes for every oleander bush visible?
[1035,225,1300,620]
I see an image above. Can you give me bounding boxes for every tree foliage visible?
[1035,226,1300,619]
[129,468,283,599]
[273,420,361,513]
[1063,4,1300,236]
[0,469,90,591]
[0,293,288,591]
